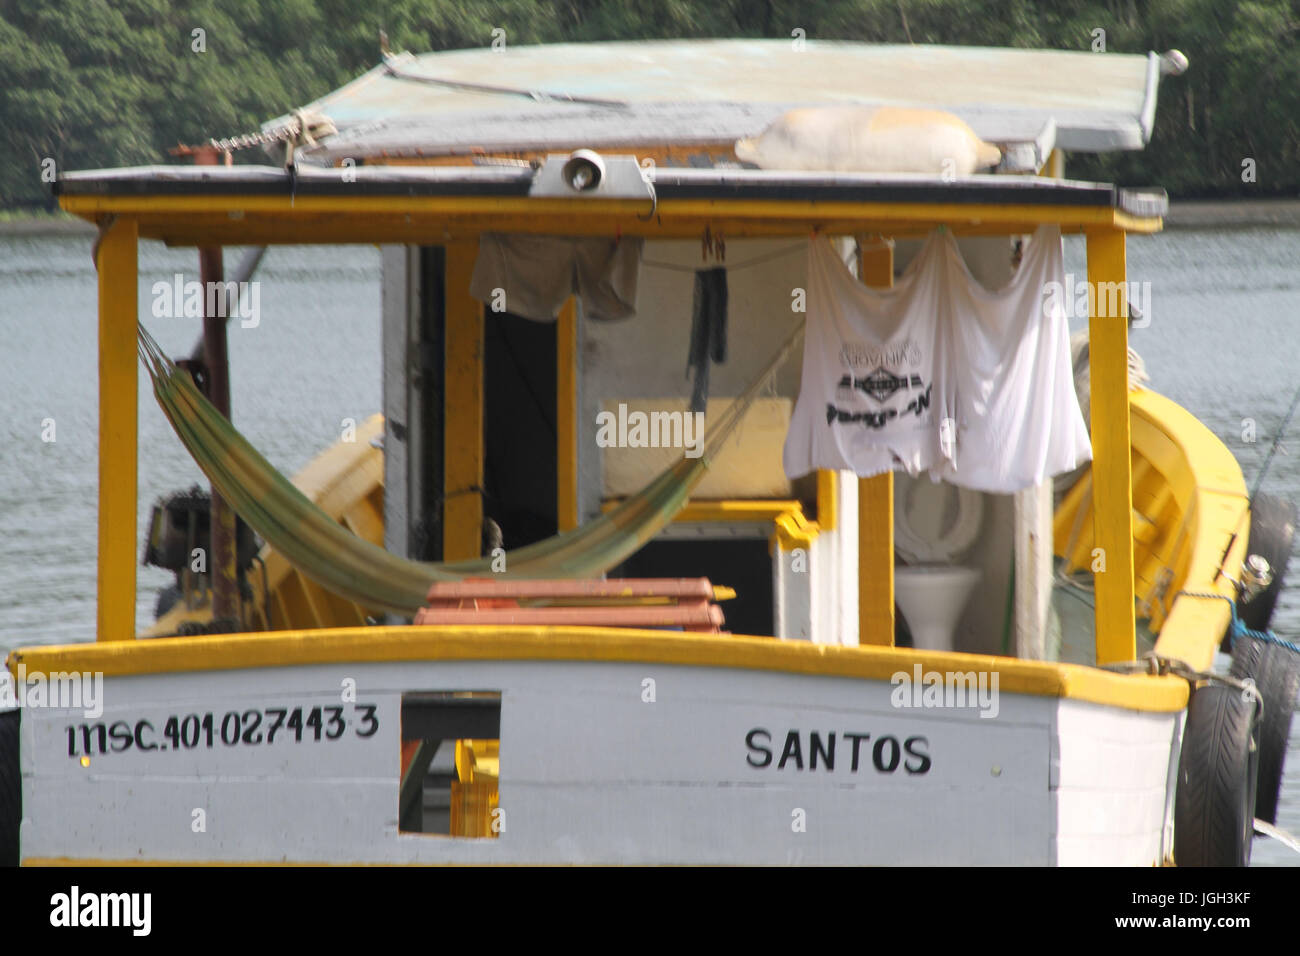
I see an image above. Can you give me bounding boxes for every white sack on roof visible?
[470,234,643,322]
[783,226,1091,493]
[734,106,1002,175]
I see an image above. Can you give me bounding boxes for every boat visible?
[3,39,1297,866]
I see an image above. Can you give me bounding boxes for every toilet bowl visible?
[892,475,984,651]
[894,564,981,650]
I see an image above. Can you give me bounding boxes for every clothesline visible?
[641,235,895,274]
[641,243,805,274]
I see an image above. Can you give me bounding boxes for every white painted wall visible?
[579,238,808,524]
[1051,699,1181,865]
[19,659,1175,864]
[20,659,1059,864]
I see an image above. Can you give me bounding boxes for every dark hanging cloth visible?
[687,267,728,414]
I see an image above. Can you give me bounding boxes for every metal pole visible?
[194,146,240,624]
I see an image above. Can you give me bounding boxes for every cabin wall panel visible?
[579,238,807,524]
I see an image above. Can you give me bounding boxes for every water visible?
[0,238,382,644]
[1,228,1297,865]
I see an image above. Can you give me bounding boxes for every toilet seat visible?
[893,474,984,564]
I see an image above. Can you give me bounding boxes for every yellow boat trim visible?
[601,497,823,548]
[58,195,1161,245]
[772,509,819,550]
[7,625,1188,712]
[816,469,837,531]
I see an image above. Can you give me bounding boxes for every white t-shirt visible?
[783,227,1091,493]
[784,232,948,480]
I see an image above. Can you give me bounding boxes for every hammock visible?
[138,322,804,616]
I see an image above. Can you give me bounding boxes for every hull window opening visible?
[399,692,502,838]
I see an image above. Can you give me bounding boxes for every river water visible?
[0,228,1296,865]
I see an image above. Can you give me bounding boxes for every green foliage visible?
[0,0,1291,206]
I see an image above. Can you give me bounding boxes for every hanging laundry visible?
[930,225,1091,492]
[783,232,947,480]
[783,227,1091,493]
[470,234,643,322]
[687,267,728,414]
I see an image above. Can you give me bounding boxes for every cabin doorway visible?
[483,310,558,549]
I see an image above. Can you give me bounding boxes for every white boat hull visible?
[17,649,1182,865]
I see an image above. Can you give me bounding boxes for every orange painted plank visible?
[413,605,724,631]
[425,578,717,602]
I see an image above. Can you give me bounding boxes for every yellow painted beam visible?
[858,240,895,647]
[57,194,1164,241]
[1086,230,1137,664]
[816,469,837,531]
[7,624,1190,711]
[557,297,579,531]
[603,498,808,523]
[443,241,485,562]
[96,218,139,642]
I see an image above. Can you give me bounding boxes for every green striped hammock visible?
[138,322,803,617]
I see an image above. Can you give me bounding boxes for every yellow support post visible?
[557,297,579,532]
[1086,230,1137,664]
[858,240,895,646]
[1043,148,1065,179]
[443,241,485,562]
[815,469,837,531]
[96,218,139,642]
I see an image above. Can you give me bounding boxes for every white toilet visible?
[892,475,985,651]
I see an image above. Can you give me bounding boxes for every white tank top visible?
[783,227,1091,493]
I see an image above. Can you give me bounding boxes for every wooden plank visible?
[858,239,895,646]
[413,605,724,631]
[426,578,717,602]
[96,218,138,642]
[443,240,485,562]
[1086,230,1137,664]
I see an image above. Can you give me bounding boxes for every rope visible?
[1100,651,1265,722]
[1176,589,1300,656]
[382,55,628,108]
[1250,380,1300,500]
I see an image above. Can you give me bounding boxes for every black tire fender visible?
[0,709,19,867]
[1174,682,1260,867]
[1230,634,1300,824]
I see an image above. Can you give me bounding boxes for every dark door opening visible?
[614,538,774,636]
[483,311,558,550]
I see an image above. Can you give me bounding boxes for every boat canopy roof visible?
[264,40,1167,166]
[56,39,1178,242]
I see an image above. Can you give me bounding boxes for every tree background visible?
[1,0,1292,208]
